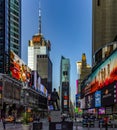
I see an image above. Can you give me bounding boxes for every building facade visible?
[28,34,52,94]
[76,53,91,94]
[92,0,117,65]
[60,56,70,114]
[0,0,21,73]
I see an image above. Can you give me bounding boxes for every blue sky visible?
[22,0,92,101]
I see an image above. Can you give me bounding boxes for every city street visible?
[1,119,117,130]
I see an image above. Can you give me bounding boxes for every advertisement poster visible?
[95,91,101,107]
[10,51,31,83]
[82,50,117,96]
[76,94,80,107]
[85,94,95,108]
[98,107,105,115]
[62,86,69,110]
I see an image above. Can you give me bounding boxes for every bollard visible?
[100,122,102,130]
[75,122,78,130]
[113,123,115,130]
[105,123,108,130]
[88,122,90,130]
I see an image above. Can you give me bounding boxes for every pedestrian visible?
[2,117,6,130]
[48,116,51,122]
[36,114,40,122]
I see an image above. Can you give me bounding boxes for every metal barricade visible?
[33,121,42,130]
[49,122,73,130]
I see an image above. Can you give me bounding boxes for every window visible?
[97,0,100,6]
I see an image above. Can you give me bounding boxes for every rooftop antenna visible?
[39,0,41,34]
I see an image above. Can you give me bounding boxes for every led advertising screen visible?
[82,50,117,96]
[80,97,85,109]
[98,107,105,115]
[10,51,31,83]
[76,94,80,107]
[85,94,95,109]
[95,91,101,107]
[62,85,69,110]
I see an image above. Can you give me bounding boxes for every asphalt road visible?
[1,120,117,130]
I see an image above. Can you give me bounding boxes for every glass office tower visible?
[60,56,70,113]
[0,0,21,73]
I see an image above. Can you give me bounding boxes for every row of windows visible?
[10,25,19,33]
[10,37,19,43]
[10,14,19,22]
[10,19,19,27]
[10,31,19,39]
[10,7,19,17]
[10,42,19,49]
[10,0,19,6]
[37,55,48,58]
[10,2,19,11]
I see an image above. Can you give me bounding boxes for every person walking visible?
[2,117,6,130]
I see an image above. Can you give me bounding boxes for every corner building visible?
[0,0,21,73]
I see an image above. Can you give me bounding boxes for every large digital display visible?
[82,50,117,96]
[31,71,47,96]
[10,51,31,83]
[98,107,105,115]
[76,94,80,107]
[95,91,101,107]
[62,85,69,110]
[85,94,95,108]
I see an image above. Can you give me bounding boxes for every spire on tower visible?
[39,0,41,34]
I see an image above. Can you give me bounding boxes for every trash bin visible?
[33,121,42,130]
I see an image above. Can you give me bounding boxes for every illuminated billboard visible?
[82,50,117,96]
[62,85,69,110]
[31,71,48,96]
[98,107,105,115]
[95,91,101,107]
[10,50,31,83]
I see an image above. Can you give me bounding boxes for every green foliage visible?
[22,112,31,124]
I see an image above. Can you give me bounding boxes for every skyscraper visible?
[28,2,52,94]
[60,56,70,113]
[76,53,91,93]
[0,0,21,73]
[92,0,117,63]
